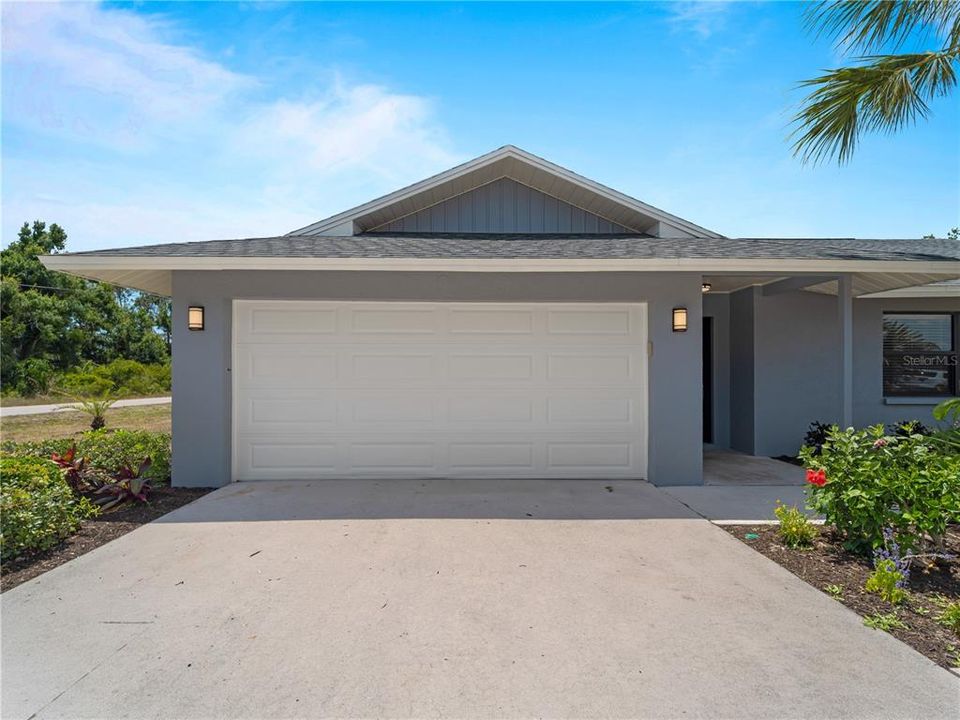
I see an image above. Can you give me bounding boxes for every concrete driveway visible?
[3,480,956,719]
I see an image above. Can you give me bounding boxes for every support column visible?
[838,274,853,428]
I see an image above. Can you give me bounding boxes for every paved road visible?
[0,396,170,417]
[2,479,956,719]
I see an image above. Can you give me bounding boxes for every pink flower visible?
[873,438,888,449]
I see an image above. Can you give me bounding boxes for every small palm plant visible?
[77,397,115,430]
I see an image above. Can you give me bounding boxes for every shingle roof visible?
[62,233,960,263]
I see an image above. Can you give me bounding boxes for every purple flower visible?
[874,528,910,586]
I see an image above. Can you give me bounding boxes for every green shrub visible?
[2,430,172,482]
[936,601,960,637]
[0,456,97,560]
[10,358,57,396]
[773,502,818,548]
[58,360,170,398]
[799,424,960,553]
[863,611,906,632]
[865,559,908,605]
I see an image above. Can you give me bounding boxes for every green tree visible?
[1,221,171,394]
[793,1,960,164]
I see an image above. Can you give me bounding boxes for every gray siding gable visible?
[374,178,635,234]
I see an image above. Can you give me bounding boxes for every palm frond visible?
[792,49,959,164]
[805,0,960,54]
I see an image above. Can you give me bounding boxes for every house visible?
[42,146,960,487]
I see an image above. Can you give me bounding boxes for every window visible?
[883,313,958,397]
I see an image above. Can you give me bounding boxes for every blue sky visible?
[3,1,958,251]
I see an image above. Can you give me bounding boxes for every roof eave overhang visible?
[41,254,960,298]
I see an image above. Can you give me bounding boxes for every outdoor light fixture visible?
[701,283,712,293]
[187,306,205,331]
[672,307,688,332]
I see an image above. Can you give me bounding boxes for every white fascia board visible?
[41,254,960,276]
[287,145,723,239]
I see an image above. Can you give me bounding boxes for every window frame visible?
[881,311,959,398]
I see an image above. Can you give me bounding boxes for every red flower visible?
[806,469,827,487]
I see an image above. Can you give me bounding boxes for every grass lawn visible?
[0,404,171,443]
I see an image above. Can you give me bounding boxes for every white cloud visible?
[1,1,460,249]
[665,1,732,40]
[233,80,455,184]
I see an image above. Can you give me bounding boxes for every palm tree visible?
[793,1,960,164]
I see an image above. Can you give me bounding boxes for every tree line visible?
[1,221,171,396]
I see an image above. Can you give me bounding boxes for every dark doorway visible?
[703,317,713,443]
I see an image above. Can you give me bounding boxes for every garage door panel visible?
[250,396,338,425]
[238,349,339,386]
[547,395,634,424]
[351,395,436,424]
[350,443,436,469]
[352,353,436,381]
[448,308,535,334]
[546,353,635,383]
[233,301,647,480]
[448,353,535,381]
[350,308,438,334]
[249,442,338,471]
[251,308,337,335]
[547,308,632,335]
[447,395,536,423]
[547,442,633,469]
[449,443,535,470]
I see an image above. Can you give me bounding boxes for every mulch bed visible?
[1,486,213,593]
[724,524,960,670]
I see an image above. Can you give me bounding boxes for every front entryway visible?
[232,300,648,480]
[703,316,713,443]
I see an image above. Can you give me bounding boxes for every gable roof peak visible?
[288,145,723,239]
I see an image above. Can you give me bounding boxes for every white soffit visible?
[287,146,723,239]
[858,279,960,298]
[804,272,960,297]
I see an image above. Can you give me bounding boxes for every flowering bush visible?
[865,559,908,605]
[773,502,818,548]
[865,530,910,604]
[799,424,960,554]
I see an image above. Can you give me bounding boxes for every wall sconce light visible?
[187,306,205,331]
[701,283,712,293]
[672,307,688,332]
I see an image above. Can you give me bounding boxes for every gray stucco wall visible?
[171,270,703,488]
[753,289,841,457]
[722,288,959,458]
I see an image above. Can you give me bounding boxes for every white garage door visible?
[232,301,648,480]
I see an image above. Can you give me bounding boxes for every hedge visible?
[0,456,97,561]
[2,430,172,482]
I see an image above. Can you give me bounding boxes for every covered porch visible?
[698,270,958,465]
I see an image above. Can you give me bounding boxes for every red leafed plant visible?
[50,443,89,491]
[94,458,153,512]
